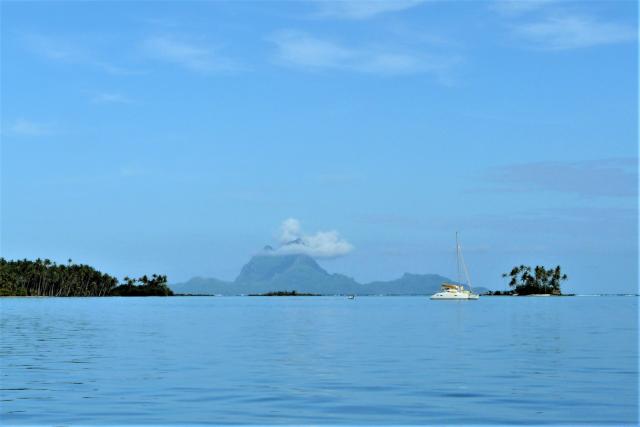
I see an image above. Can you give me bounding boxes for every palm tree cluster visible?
[0,258,172,297]
[0,258,118,296]
[110,274,173,296]
[502,265,567,295]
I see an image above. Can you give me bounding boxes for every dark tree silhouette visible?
[502,265,567,295]
[0,258,172,297]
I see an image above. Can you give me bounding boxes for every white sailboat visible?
[431,233,479,300]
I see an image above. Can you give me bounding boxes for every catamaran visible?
[431,233,479,300]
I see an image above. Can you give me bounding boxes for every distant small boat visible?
[347,295,355,300]
[431,233,479,300]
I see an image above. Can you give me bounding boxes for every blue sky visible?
[1,0,637,293]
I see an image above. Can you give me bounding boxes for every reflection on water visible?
[0,297,637,425]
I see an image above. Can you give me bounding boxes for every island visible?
[484,265,569,296]
[171,252,489,296]
[0,258,173,297]
[2,257,566,298]
[248,290,320,296]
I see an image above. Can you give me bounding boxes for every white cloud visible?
[491,0,554,16]
[270,30,459,77]
[5,119,53,136]
[141,35,237,72]
[91,92,133,104]
[273,218,354,258]
[513,15,637,50]
[315,0,426,20]
[272,31,352,69]
[279,218,303,242]
[491,2,636,51]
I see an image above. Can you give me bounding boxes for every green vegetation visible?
[248,290,319,296]
[110,274,173,296]
[502,265,567,295]
[482,290,515,296]
[0,258,172,297]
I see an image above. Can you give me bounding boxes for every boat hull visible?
[430,291,479,300]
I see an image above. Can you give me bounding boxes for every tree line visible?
[0,258,173,297]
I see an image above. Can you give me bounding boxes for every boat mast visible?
[456,232,473,290]
[460,245,472,289]
[456,231,462,285]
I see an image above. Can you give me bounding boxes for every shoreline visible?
[2,294,638,298]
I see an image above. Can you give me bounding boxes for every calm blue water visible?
[1,296,637,425]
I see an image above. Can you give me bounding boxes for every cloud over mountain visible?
[271,218,354,258]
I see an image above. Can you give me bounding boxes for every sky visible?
[1,0,637,294]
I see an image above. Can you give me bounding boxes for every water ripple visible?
[0,296,637,425]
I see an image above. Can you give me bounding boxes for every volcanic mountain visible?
[170,253,487,295]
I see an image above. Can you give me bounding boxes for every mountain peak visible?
[171,253,467,296]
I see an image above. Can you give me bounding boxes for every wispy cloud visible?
[268,218,354,258]
[5,119,54,136]
[457,207,637,251]
[484,158,638,198]
[141,35,237,73]
[512,15,637,50]
[272,31,351,69]
[25,33,80,61]
[23,33,139,75]
[490,2,637,50]
[91,92,133,104]
[314,0,427,20]
[270,30,460,78]
[491,0,554,16]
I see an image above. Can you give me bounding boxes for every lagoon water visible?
[1,296,637,425]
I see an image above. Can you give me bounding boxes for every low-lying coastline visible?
[248,290,320,296]
[0,258,173,297]
[482,291,576,297]
[4,258,628,298]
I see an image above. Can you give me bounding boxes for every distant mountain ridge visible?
[170,253,488,295]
